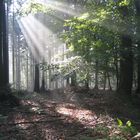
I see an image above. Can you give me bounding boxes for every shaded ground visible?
[0,87,140,140]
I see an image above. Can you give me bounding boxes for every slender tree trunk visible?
[30,54,34,91]
[114,58,119,89]
[34,63,40,92]
[103,71,106,90]
[41,69,45,91]
[107,71,112,91]
[71,71,77,87]
[135,0,140,94]
[66,77,70,86]
[3,2,9,86]
[16,35,20,90]
[12,10,15,88]
[133,69,137,89]
[136,59,140,93]
[0,0,4,87]
[0,0,9,88]
[84,71,90,90]
[26,52,29,90]
[85,81,89,89]
[94,60,99,89]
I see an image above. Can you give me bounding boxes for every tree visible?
[116,1,133,95]
[135,0,140,94]
[61,0,136,95]
[34,63,40,92]
[118,35,133,95]
[61,2,118,89]
[0,0,9,88]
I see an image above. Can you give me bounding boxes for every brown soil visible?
[0,87,140,140]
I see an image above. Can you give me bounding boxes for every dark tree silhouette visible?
[118,35,133,95]
[34,63,40,92]
[135,0,140,94]
[118,6,133,96]
[0,0,9,88]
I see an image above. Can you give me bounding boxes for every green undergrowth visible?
[69,119,138,140]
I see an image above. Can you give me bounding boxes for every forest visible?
[0,0,140,139]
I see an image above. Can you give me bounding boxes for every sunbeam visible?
[18,14,63,63]
[19,17,42,61]
[36,0,80,16]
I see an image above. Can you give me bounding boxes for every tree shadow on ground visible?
[0,88,140,139]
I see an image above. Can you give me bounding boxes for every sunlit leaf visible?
[117,118,123,126]
[126,120,131,127]
[119,0,130,6]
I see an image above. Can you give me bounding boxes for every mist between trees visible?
[0,0,140,97]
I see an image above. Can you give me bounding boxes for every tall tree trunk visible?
[135,0,140,94]
[114,58,119,89]
[12,2,15,88]
[34,63,40,92]
[84,71,90,90]
[16,35,20,90]
[136,57,140,93]
[133,69,137,89]
[71,71,77,87]
[0,0,4,87]
[3,2,9,86]
[107,71,112,91]
[94,60,99,89]
[118,35,133,95]
[136,42,140,94]
[41,69,45,91]
[0,0,9,88]
[103,71,106,90]
[26,52,29,90]
[85,81,89,90]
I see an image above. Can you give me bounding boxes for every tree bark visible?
[136,42,140,94]
[3,2,9,86]
[114,57,119,89]
[103,71,106,90]
[41,69,45,91]
[107,71,112,91]
[71,70,77,87]
[85,71,89,90]
[0,0,9,88]
[34,63,40,92]
[0,0,4,87]
[135,0,140,94]
[94,60,99,89]
[118,35,133,95]
[16,35,20,90]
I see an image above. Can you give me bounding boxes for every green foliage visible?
[39,62,59,71]
[60,2,121,84]
[117,119,137,137]
[117,118,123,126]
[61,0,135,63]
[120,125,137,137]
[119,0,131,6]
[126,120,131,127]
[19,0,53,16]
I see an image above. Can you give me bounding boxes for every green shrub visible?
[117,119,137,138]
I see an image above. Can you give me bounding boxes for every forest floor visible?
[0,87,140,140]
